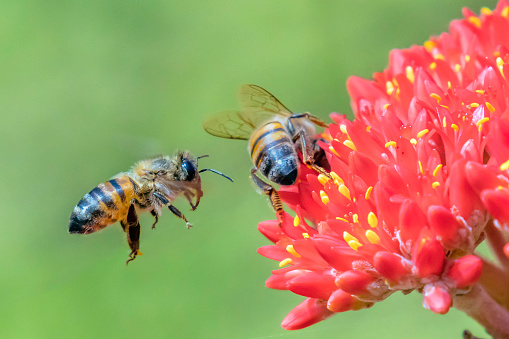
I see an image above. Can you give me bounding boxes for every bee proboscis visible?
[69,151,233,264]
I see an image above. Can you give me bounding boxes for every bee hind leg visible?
[168,205,192,229]
[150,210,159,229]
[293,130,331,178]
[122,203,142,265]
[251,168,284,225]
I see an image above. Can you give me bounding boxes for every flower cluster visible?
[257,1,509,331]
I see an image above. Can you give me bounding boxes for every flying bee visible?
[203,84,329,220]
[69,151,233,264]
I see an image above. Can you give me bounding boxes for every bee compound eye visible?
[181,159,196,181]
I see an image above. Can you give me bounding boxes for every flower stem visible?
[454,283,509,339]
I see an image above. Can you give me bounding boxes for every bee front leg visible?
[251,168,284,225]
[292,130,331,178]
[123,203,142,265]
[168,205,192,229]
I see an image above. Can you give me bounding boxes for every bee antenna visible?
[197,155,210,161]
[198,168,234,182]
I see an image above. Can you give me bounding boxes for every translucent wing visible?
[203,85,293,140]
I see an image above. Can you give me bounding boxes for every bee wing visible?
[203,110,256,140]
[238,84,293,117]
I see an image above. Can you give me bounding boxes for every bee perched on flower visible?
[256,1,509,337]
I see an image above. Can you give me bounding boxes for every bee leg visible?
[168,205,192,229]
[251,168,284,225]
[150,210,159,229]
[293,130,331,178]
[289,112,328,128]
[123,203,142,265]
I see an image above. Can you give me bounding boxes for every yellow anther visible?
[429,62,437,70]
[348,240,362,251]
[476,117,490,127]
[343,231,358,243]
[486,102,496,112]
[317,174,329,186]
[286,245,301,258]
[279,258,293,267]
[442,117,447,128]
[418,161,424,174]
[417,129,429,138]
[500,159,509,171]
[365,186,373,200]
[462,115,466,121]
[386,81,395,95]
[329,146,340,157]
[352,214,359,223]
[470,103,479,108]
[365,230,380,244]
[451,124,459,132]
[447,81,452,89]
[302,233,309,239]
[440,105,449,110]
[433,164,443,177]
[465,55,471,62]
[330,172,344,185]
[336,216,349,223]
[338,184,351,200]
[293,215,300,227]
[455,64,461,72]
[366,126,372,132]
[497,57,504,67]
[435,54,445,60]
[368,212,378,228]
[383,103,390,110]
[503,6,509,17]
[495,51,501,58]
[468,16,482,28]
[320,190,329,205]
[430,93,442,103]
[385,141,397,148]
[476,90,485,95]
[481,7,492,15]
[424,40,436,52]
[432,181,440,189]
[410,138,417,145]
[343,140,357,151]
[406,66,415,83]
[340,124,348,134]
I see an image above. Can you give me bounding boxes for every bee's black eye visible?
[181,159,196,181]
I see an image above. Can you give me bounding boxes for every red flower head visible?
[257,1,509,331]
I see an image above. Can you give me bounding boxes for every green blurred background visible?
[0,0,497,338]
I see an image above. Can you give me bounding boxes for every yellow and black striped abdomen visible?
[248,121,299,186]
[69,176,138,234]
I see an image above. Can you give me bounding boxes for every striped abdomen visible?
[69,176,138,234]
[248,121,299,186]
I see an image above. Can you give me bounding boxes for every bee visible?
[203,84,329,220]
[69,151,233,264]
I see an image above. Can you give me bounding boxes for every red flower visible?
[257,1,509,332]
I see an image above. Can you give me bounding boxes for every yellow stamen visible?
[352,214,359,223]
[440,105,449,110]
[410,138,417,145]
[418,160,424,174]
[424,40,436,52]
[365,230,380,244]
[455,64,461,72]
[433,164,443,177]
[386,81,395,95]
[368,212,378,228]
[286,245,301,258]
[317,174,329,186]
[495,51,501,58]
[366,126,372,132]
[470,103,479,108]
[348,240,362,251]
[293,215,300,227]
[442,116,447,128]
[417,129,429,138]
[465,55,471,62]
[500,159,509,171]
[497,57,505,77]
[343,231,358,243]
[343,139,357,151]
[447,81,452,89]
[451,124,459,132]
[462,116,466,122]
[385,141,397,148]
[406,66,415,83]
[434,54,445,61]
[503,6,509,18]
[340,124,348,134]
[330,171,344,186]
[468,16,481,28]
[486,102,496,112]
[279,258,292,267]
[476,117,490,127]
[432,181,440,189]
[476,90,485,95]
[302,233,309,239]
[320,190,329,205]
[365,186,373,200]
[430,93,441,103]
[336,217,349,223]
[481,7,492,15]
[329,145,340,156]
[430,62,437,70]
[338,184,351,200]
[384,103,390,110]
